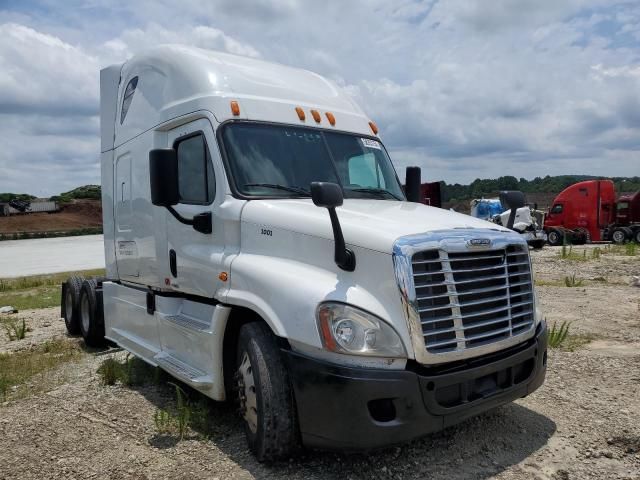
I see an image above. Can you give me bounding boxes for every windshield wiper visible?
[349,187,402,201]
[244,183,311,196]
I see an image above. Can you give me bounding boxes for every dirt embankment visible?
[0,247,639,479]
[0,200,102,234]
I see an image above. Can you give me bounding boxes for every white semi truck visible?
[61,45,547,461]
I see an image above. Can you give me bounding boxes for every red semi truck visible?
[544,179,640,245]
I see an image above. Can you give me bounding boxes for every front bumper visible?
[285,323,547,451]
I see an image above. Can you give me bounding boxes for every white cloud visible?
[0,0,639,195]
[0,23,99,115]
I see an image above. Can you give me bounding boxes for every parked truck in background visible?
[469,197,547,249]
[61,45,547,461]
[544,179,640,245]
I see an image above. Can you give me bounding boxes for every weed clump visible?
[97,354,157,386]
[548,321,571,348]
[564,273,584,288]
[2,318,27,341]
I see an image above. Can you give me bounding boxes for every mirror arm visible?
[327,207,356,271]
[166,206,193,226]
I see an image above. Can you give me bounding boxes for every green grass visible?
[558,244,589,262]
[153,383,211,441]
[0,338,83,401]
[97,355,211,442]
[97,354,161,387]
[0,269,105,292]
[600,243,639,257]
[0,269,105,311]
[561,333,597,352]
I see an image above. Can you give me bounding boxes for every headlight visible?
[316,302,406,358]
[533,288,544,326]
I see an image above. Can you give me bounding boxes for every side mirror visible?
[499,191,526,230]
[149,148,179,207]
[310,182,343,208]
[310,182,355,272]
[149,148,212,235]
[405,166,421,203]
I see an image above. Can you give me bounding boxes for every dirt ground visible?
[0,246,639,480]
[0,200,102,234]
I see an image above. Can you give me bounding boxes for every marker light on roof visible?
[326,112,336,126]
[368,121,378,135]
[311,109,321,123]
[295,107,306,121]
[230,101,240,116]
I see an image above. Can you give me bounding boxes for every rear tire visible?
[79,278,105,347]
[611,227,628,244]
[62,276,83,335]
[236,322,299,462]
[547,230,563,246]
[634,229,640,244]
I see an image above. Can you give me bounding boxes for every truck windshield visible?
[220,123,405,200]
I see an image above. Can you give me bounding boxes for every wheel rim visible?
[65,290,73,321]
[613,231,625,243]
[549,232,559,244]
[237,351,258,434]
[81,294,90,333]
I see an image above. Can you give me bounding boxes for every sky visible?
[0,0,639,197]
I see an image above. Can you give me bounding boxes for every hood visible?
[241,199,511,254]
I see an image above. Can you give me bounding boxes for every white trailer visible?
[61,45,547,461]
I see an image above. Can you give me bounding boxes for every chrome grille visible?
[412,245,534,354]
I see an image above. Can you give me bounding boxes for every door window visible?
[550,204,563,214]
[175,133,216,204]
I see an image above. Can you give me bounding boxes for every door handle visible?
[169,249,177,278]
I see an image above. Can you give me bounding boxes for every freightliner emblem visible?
[467,238,491,248]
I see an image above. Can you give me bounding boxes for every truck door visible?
[164,119,226,299]
[547,202,564,226]
[114,152,139,278]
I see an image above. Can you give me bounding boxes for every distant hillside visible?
[0,193,36,203]
[50,185,101,203]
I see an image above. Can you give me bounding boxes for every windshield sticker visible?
[361,138,382,150]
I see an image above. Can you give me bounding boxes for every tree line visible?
[440,175,640,202]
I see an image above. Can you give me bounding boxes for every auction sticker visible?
[361,138,382,150]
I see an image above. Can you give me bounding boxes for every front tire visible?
[236,322,299,462]
[547,229,563,246]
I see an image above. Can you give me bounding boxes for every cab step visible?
[164,313,211,332]
[154,352,213,387]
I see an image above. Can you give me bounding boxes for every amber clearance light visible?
[295,107,306,121]
[368,121,378,135]
[311,109,321,123]
[325,112,336,126]
[230,100,240,116]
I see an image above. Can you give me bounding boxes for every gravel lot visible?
[0,246,639,480]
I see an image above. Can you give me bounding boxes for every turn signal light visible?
[326,112,336,126]
[218,272,228,282]
[295,107,306,121]
[369,121,378,135]
[311,109,321,123]
[230,101,240,116]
